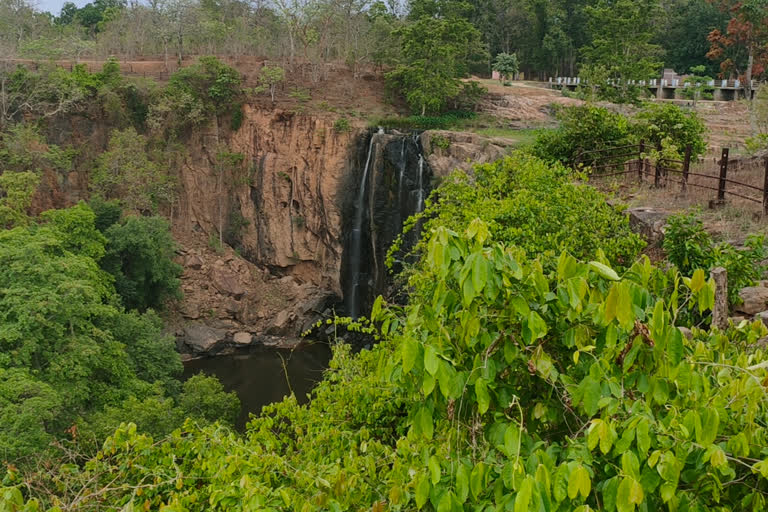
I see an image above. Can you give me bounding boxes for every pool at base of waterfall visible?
[182,342,332,429]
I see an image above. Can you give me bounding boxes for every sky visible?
[32,0,88,15]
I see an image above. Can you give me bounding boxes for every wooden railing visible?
[573,142,768,214]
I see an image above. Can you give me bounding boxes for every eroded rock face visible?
[175,107,362,297]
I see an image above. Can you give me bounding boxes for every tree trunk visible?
[746,47,754,101]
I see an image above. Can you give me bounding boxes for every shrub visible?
[431,134,451,150]
[744,133,768,155]
[663,212,767,305]
[633,102,707,159]
[530,105,631,164]
[177,374,240,426]
[450,80,487,111]
[410,151,645,268]
[90,127,176,214]
[150,57,242,134]
[333,117,351,133]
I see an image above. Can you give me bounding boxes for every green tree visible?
[657,0,725,76]
[387,0,486,114]
[149,56,241,134]
[0,171,39,228]
[100,215,182,312]
[633,102,708,159]
[492,52,519,83]
[90,127,175,214]
[254,64,285,103]
[581,0,664,103]
[682,64,715,107]
[178,374,240,426]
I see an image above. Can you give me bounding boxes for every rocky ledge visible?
[176,322,307,360]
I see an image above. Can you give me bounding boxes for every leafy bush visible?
[492,52,519,82]
[15,220,768,512]
[177,374,240,426]
[633,102,707,159]
[90,127,176,214]
[663,212,767,305]
[150,56,242,134]
[101,215,182,311]
[431,134,451,150]
[449,80,487,111]
[744,133,768,155]
[333,117,351,133]
[230,103,244,131]
[412,152,645,268]
[530,105,631,164]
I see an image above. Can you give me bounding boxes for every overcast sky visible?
[32,0,88,15]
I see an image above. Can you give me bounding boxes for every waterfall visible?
[342,129,431,319]
[346,129,382,318]
[397,139,406,214]
[416,154,425,212]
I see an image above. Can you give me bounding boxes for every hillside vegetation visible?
[3,150,768,511]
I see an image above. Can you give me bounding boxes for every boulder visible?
[736,286,768,315]
[233,331,253,345]
[182,323,228,353]
[185,254,205,270]
[756,311,768,328]
[180,302,201,319]
[267,309,295,335]
[210,267,246,299]
[224,299,242,315]
[625,207,669,246]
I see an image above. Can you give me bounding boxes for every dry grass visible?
[590,155,768,242]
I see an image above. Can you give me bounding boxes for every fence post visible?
[763,156,768,216]
[711,267,728,330]
[638,140,645,182]
[717,147,729,203]
[654,141,662,187]
[681,144,692,195]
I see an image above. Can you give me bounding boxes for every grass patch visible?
[471,127,539,145]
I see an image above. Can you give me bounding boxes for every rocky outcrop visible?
[173,238,335,351]
[420,130,513,178]
[736,283,768,315]
[625,207,669,246]
[178,320,303,357]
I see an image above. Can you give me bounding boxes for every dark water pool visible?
[182,342,332,429]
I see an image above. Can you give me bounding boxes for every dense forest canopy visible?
[0,0,762,80]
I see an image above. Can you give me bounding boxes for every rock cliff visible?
[29,106,518,354]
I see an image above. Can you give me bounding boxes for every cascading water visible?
[346,128,383,318]
[342,129,432,319]
[416,154,425,212]
[397,139,406,220]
